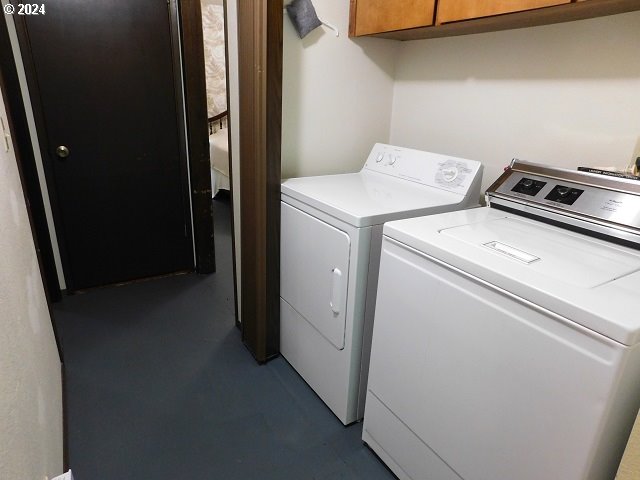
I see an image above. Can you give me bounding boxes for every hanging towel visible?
[286,0,322,39]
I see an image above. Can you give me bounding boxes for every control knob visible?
[442,166,459,182]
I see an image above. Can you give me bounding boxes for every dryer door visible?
[281,202,350,350]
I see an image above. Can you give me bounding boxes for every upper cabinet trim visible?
[349,0,640,41]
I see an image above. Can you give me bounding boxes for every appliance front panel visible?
[281,202,350,350]
[367,239,626,480]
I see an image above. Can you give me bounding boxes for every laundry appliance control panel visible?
[486,159,640,248]
[363,143,482,195]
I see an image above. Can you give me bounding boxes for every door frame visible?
[12,0,215,291]
[178,0,216,274]
[237,0,283,362]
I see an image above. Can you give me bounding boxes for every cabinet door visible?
[436,0,571,24]
[350,0,436,36]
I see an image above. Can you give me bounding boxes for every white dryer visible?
[364,160,640,480]
[280,143,483,425]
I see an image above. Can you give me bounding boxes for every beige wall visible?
[389,11,640,194]
[0,85,63,476]
[282,0,398,178]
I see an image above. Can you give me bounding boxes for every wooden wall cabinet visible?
[349,0,640,41]
[349,0,435,36]
[435,0,571,24]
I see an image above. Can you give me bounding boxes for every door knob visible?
[56,145,70,158]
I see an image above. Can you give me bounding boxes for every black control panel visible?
[545,185,584,205]
[511,177,546,196]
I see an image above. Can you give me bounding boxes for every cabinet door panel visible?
[352,0,436,36]
[436,0,571,24]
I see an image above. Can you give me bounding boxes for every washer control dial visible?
[511,177,546,196]
[545,185,584,205]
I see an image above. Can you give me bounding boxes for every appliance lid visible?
[443,216,638,288]
[382,207,640,346]
[281,171,465,227]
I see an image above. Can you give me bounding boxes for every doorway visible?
[5,0,281,356]
[201,0,238,323]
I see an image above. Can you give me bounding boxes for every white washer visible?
[363,160,640,480]
[280,143,483,425]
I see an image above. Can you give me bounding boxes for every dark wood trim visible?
[238,0,283,362]
[221,0,241,329]
[178,0,216,274]
[264,0,283,359]
[168,0,197,275]
[365,0,640,40]
[238,0,259,348]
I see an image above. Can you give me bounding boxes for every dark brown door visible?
[19,0,194,290]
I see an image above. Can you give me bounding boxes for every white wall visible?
[282,0,399,178]
[389,11,640,194]
[0,80,63,479]
[225,0,241,321]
